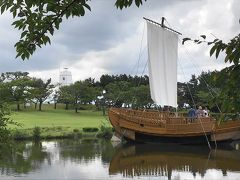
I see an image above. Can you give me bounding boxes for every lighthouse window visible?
[63,77,65,80]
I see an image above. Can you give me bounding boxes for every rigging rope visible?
[179,54,212,150]
[181,46,222,113]
[165,18,222,115]
[165,19,212,150]
[112,22,147,107]
[137,59,148,86]
[178,58,197,108]
[130,22,146,75]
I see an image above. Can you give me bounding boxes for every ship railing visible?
[166,117,215,134]
[111,108,215,130]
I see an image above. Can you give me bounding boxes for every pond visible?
[0,139,239,180]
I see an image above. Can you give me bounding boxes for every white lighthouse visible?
[59,68,73,86]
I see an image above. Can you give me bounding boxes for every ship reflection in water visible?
[0,140,239,179]
[109,141,240,179]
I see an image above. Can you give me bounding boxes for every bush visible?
[96,125,113,139]
[0,103,20,144]
[12,130,30,140]
[72,129,82,139]
[73,128,80,133]
[82,127,99,132]
[33,126,41,141]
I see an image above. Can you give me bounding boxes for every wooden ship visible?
[108,18,240,146]
[109,108,240,144]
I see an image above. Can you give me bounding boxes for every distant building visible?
[59,68,73,86]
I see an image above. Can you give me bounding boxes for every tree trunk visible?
[35,103,37,109]
[102,106,105,116]
[17,103,20,111]
[54,103,57,109]
[65,103,69,110]
[75,100,78,113]
[39,101,42,111]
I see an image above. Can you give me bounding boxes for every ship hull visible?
[109,108,240,144]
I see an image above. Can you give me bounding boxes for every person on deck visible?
[188,107,196,122]
[196,106,204,117]
[203,107,209,117]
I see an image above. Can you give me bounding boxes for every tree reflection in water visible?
[58,139,114,163]
[0,139,239,179]
[0,141,50,175]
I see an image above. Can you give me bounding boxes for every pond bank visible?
[11,126,113,141]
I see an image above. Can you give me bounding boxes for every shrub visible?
[33,126,41,141]
[0,103,20,145]
[82,127,99,132]
[72,129,82,139]
[13,130,30,140]
[73,128,80,133]
[96,125,113,139]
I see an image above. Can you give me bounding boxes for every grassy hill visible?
[9,104,110,140]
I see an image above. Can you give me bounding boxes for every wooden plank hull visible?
[212,120,240,141]
[109,108,240,144]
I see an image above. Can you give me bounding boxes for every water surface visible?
[0,139,239,179]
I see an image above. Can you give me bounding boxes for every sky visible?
[0,0,239,84]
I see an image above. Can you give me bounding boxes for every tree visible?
[70,81,98,113]
[58,85,74,110]
[177,82,187,108]
[0,0,146,59]
[213,65,240,112]
[1,71,29,81]
[130,85,152,108]
[105,81,133,107]
[0,72,32,111]
[52,90,60,109]
[100,74,115,88]
[58,81,98,113]
[0,103,19,146]
[0,81,12,104]
[178,67,240,113]
[6,77,32,111]
[29,78,54,111]
[184,75,199,107]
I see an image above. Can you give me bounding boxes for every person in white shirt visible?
[203,107,209,117]
[196,106,204,117]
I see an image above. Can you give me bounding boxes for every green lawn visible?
[9,106,110,139]
[11,109,106,129]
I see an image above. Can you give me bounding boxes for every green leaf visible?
[200,35,206,39]
[210,45,217,57]
[224,54,230,63]
[83,3,91,11]
[215,46,222,59]
[1,4,6,14]
[135,0,142,7]
[20,31,28,39]
[18,11,25,17]
[79,5,85,16]
[213,38,219,43]
[182,38,191,45]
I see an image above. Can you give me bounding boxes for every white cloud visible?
[0,0,238,83]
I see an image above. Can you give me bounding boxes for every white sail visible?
[147,21,178,107]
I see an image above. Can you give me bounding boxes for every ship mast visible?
[143,17,182,35]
